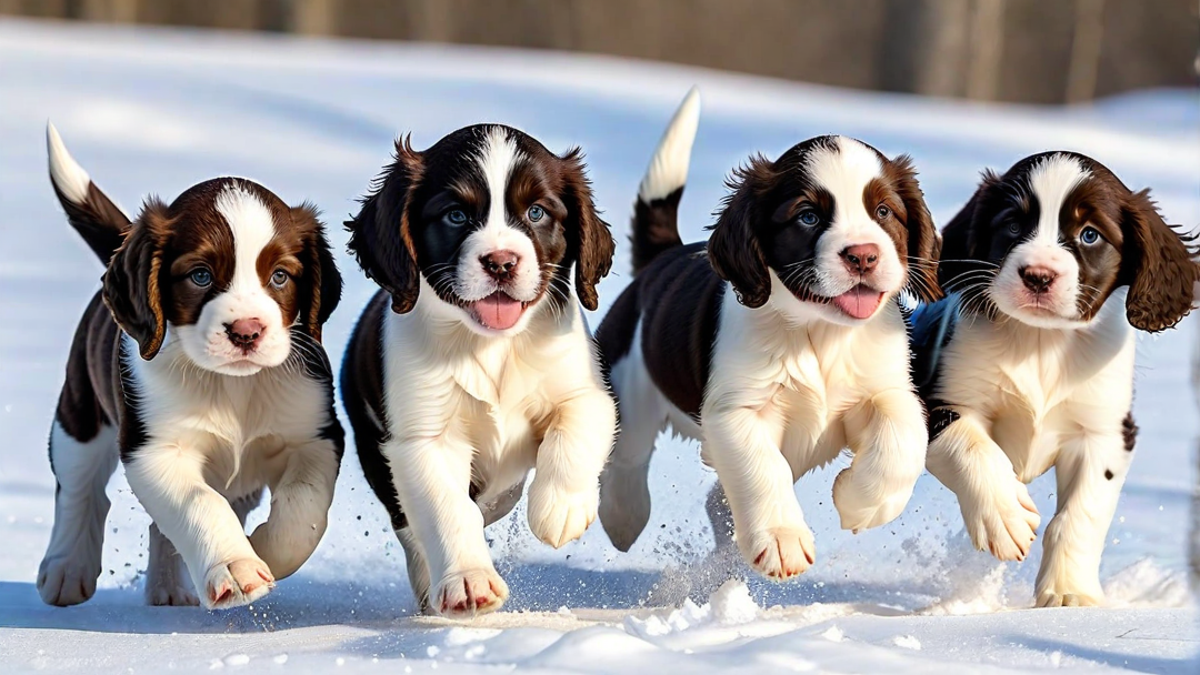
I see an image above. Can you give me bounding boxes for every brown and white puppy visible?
[340,124,617,617]
[37,125,344,610]
[912,151,1199,607]
[596,90,942,580]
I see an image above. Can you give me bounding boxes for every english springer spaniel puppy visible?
[596,90,942,579]
[911,151,1199,607]
[341,125,617,616]
[38,125,344,609]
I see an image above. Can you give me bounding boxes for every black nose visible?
[839,244,880,275]
[480,250,519,281]
[1020,266,1057,294]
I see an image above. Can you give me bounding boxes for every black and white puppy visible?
[596,91,942,579]
[341,125,617,616]
[38,125,344,609]
[912,151,1199,607]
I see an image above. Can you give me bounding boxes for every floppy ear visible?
[1120,189,1199,332]
[560,149,615,311]
[346,136,423,314]
[293,204,343,342]
[102,198,170,360]
[706,155,774,309]
[937,170,999,293]
[890,154,942,302]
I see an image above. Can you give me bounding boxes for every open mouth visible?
[829,284,885,320]
[469,291,528,331]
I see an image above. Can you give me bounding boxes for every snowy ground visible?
[1,18,1198,674]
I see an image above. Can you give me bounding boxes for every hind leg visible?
[396,526,432,613]
[38,421,118,606]
[144,524,198,606]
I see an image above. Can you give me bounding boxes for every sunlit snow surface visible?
[0,18,1197,674]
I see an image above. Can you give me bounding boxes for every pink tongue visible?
[473,292,525,330]
[832,286,885,320]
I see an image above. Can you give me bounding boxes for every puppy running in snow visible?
[596,90,942,579]
[37,125,344,609]
[340,125,617,616]
[912,151,1199,607]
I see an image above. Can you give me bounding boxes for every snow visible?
[1,16,1198,674]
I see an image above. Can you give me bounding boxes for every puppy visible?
[596,90,942,579]
[37,125,344,609]
[912,151,1199,607]
[341,125,617,616]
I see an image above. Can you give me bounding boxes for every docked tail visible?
[630,87,700,275]
[47,123,131,264]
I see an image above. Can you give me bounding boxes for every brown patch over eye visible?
[863,177,907,261]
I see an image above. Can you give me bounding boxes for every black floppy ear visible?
[293,204,343,342]
[1119,189,1199,332]
[938,170,1000,293]
[889,155,942,303]
[706,155,774,308]
[346,136,423,314]
[560,148,615,311]
[103,198,169,360]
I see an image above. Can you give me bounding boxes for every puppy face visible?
[939,152,1198,332]
[103,178,342,374]
[707,135,940,325]
[347,125,614,335]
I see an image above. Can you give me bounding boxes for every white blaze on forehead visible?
[806,136,884,231]
[1028,154,1090,246]
[215,183,276,292]
[478,127,519,228]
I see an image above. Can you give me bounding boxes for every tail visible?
[630,87,700,275]
[47,122,132,264]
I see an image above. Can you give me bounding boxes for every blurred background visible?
[2,0,1196,104]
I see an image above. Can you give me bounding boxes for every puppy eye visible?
[189,269,213,288]
[445,209,468,226]
[1007,220,1022,235]
[875,204,891,220]
[797,209,820,226]
[527,205,546,223]
[270,269,290,288]
[1080,227,1102,245]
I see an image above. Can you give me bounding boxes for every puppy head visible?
[346,125,614,336]
[103,178,342,374]
[939,152,1198,332]
[707,135,940,325]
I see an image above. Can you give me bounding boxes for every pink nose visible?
[224,318,266,351]
[1020,266,1057,294]
[840,244,880,276]
[480,250,520,281]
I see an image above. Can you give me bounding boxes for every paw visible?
[434,567,509,617]
[1035,591,1101,608]
[527,482,598,549]
[147,581,200,607]
[37,555,99,606]
[964,479,1041,562]
[832,467,916,532]
[202,557,274,610]
[739,524,816,580]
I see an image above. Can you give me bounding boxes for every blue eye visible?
[270,269,289,288]
[797,210,820,227]
[446,209,468,226]
[527,205,545,223]
[1080,227,1101,245]
[190,269,212,287]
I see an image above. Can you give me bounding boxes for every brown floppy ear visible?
[346,136,423,314]
[937,170,1000,293]
[102,198,170,360]
[888,155,942,302]
[293,204,343,342]
[706,155,774,308]
[561,148,615,311]
[1120,189,1199,332]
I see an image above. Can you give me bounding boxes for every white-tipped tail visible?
[47,122,91,206]
[637,87,701,202]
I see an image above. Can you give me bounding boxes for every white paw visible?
[963,478,1041,562]
[1035,591,1101,608]
[434,567,509,617]
[832,466,915,533]
[37,554,100,606]
[739,524,816,580]
[146,580,200,607]
[527,481,598,549]
[202,557,274,610]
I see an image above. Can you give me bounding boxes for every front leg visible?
[926,410,1041,561]
[248,439,340,580]
[124,446,273,610]
[1035,430,1130,607]
[527,390,617,548]
[834,388,928,532]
